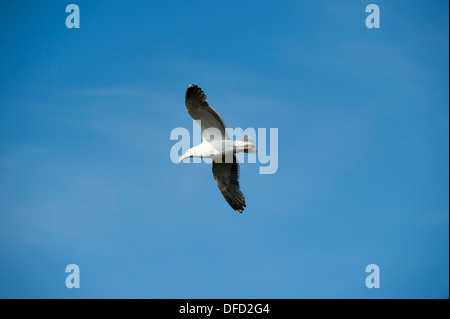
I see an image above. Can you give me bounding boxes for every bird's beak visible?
[179,155,187,162]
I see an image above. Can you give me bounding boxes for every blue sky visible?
[0,0,448,298]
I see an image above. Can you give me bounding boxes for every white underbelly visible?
[202,139,234,159]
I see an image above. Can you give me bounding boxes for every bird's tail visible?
[235,136,257,154]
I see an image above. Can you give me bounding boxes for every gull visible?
[179,84,256,213]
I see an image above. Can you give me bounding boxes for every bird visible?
[179,84,257,213]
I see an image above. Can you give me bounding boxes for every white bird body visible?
[181,138,255,162]
[189,139,232,158]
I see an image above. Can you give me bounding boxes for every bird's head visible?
[179,149,192,162]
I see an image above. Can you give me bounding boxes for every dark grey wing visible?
[212,156,246,213]
[185,84,229,141]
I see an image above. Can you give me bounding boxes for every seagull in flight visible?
[179,84,257,213]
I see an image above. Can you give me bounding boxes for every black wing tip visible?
[186,84,201,94]
[233,201,246,214]
[221,190,246,214]
[185,84,206,103]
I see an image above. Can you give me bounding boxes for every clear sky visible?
[0,0,448,298]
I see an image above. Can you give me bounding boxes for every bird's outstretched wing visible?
[185,84,229,141]
[212,155,246,213]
